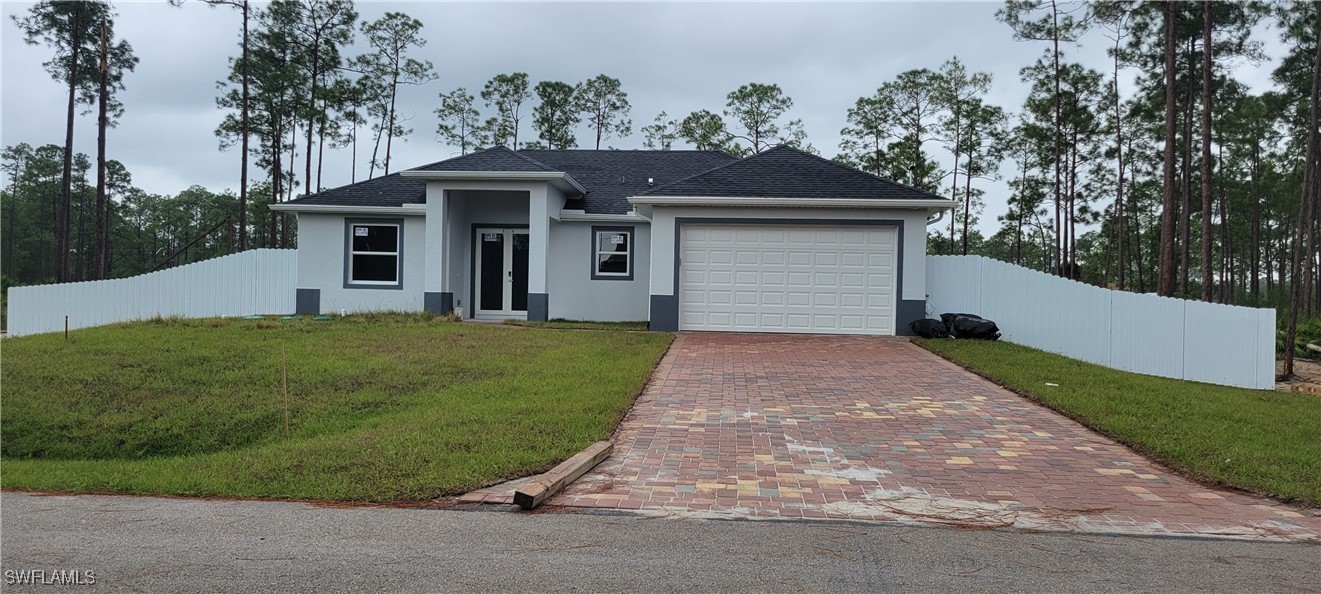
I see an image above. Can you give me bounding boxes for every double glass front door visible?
[475,228,529,316]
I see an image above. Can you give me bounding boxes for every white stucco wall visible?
[645,206,934,302]
[296,212,426,313]
[547,221,652,321]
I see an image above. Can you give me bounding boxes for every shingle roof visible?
[520,149,737,214]
[290,146,936,213]
[287,147,550,207]
[641,145,949,201]
[411,146,556,172]
[286,172,425,207]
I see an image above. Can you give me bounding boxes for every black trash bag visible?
[910,318,951,339]
[939,313,982,337]
[940,312,1001,340]
[952,316,1001,341]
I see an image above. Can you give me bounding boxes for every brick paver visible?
[547,333,1319,541]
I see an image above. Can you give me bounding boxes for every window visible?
[346,220,402,287]
[592,227,633,280]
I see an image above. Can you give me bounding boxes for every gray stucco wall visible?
[546,221,651,322]
[295,212,426,313]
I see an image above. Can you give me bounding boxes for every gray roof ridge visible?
[407,145,557,172]
[406,146,501,171]
[500,146,558,171]
[518,148,735,155]
[642,144,951,201]
[637,150,754,196]
[768,145,952,201]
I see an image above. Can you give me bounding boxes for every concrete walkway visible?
[543,334,1319,541]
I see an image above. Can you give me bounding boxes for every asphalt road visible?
[1,492,1318,593]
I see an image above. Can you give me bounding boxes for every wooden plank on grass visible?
[514,441,613,510]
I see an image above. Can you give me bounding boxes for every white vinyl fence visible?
[926,255,1276,390]
[6,249,297,337]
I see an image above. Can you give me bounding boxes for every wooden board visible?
[514,441,613,510]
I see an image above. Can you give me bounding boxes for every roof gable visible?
[641,145,947,201]
[411,146,556,172]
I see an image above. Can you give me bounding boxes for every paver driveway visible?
[550,334,1319,541]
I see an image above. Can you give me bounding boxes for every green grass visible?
[1,314,672,502]
[504,318,649,331]
[917,339,1321,507]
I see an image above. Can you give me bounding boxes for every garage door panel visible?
[679,224,897,335]
[841,252,867,267]
[706,228,734,242]
[841,230,867,245]
[812,314,839,329]
[866,273,893,287]
[733,311,758,326]
[787,272,812,287]
[866,252,892,267]
[709,250,734,264]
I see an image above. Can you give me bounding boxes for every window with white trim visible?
[348,222,400,285]
[593,228,632,280]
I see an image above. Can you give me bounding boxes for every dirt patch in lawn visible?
[1277,358,1321,396]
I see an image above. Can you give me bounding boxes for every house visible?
[270,145,954,335]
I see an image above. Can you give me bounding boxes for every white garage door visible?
[679,224,898,335]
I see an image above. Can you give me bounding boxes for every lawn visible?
[504,319,649,331]
[917,339,1321,507]
[1,314,672,502]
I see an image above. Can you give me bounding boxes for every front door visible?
[475,228,529,317]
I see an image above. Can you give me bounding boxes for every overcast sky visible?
[0,1,1290,235]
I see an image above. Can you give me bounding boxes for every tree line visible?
[4,0,1321,374]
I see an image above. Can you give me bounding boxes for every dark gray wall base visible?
[896,299,927,336]
[649,294,679,331]
[424,292,454,315]
[295,288,320,315]
[528,293,549,321]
